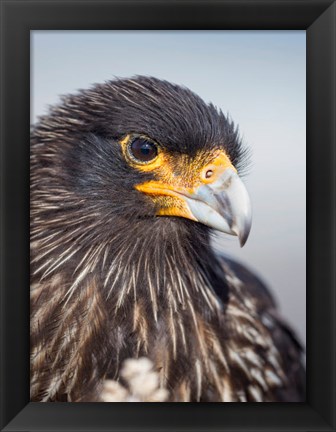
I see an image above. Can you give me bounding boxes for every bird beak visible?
[178,169,252,246]
[136,161,252,247]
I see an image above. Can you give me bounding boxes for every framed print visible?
[1,0,335,431]
[30,29,307,405]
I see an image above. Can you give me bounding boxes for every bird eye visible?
[128,137,158,164]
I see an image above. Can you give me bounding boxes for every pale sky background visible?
[31,31,306,344]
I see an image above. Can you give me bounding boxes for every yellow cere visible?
[119,135,236,220]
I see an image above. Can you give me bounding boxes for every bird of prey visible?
[30,76,305,402]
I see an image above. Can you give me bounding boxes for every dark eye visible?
[128,137,158,163]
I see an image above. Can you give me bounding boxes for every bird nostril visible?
[205,169,214,179]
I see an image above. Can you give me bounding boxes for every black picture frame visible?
[1,0,335,431]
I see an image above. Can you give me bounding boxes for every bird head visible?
[121,132,251,247]
[34,76,251,247]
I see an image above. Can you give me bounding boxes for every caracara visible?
[30,76,305,402]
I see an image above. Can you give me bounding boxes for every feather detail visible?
[30,76,305,402]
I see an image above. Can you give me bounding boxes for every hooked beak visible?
[136,158,252,247]
[181,169,252,246]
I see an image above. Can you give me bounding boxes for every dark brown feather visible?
[30,76,305,402]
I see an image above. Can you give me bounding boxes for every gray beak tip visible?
[239,231,249,248]
[232,219,251,247]
[238,217,252,247]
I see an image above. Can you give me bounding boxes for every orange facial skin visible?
[120,134,236,220]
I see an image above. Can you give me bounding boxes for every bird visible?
[30,76,305,402]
